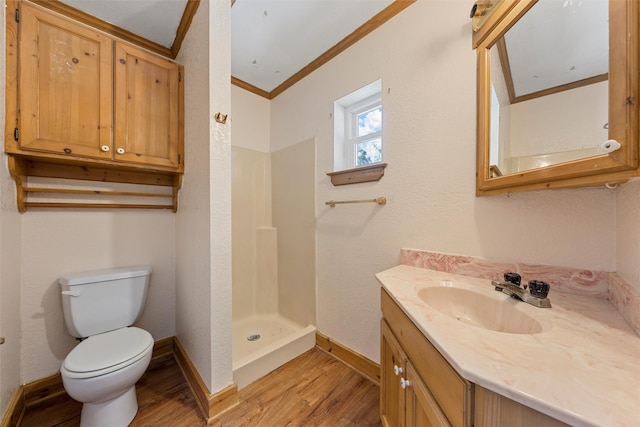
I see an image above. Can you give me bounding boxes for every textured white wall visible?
[508,82,608,157]
[616,179,640,291]
[231,86,270,153]
[176,0,233,393]
[207,0,232,393]
[0,0,23,414]
[269,0,617,363]
[20,211,176,382]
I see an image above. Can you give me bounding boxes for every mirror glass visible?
[488,0,610,177]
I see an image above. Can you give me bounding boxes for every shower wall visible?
[231,140,316,328]
[231,147,277,321]
[272,138,316,327]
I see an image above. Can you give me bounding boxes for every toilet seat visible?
[62,327,153,379]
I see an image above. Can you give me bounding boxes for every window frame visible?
[345,95,383,167]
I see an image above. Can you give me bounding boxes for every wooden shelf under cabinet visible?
[8,155,182,212]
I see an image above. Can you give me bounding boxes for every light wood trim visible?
[7,155,27,212]
[233,0,416,100]
[0,386,25,427]
[172,174,183,213]
[171,0,200,58]
[475,0,639,195]
[315,332,380,385]
[478,167,636,196]
[23,188,173,198]
[475,386,569,427]
[21,158,176,186]
[152,337,175,359]
[23,374,66,407]
[5,0,19,154]
[172,337,240,422]
[231,77,272,100]
[270,0,414,99]
[3,337,223,426]
[24,203,174,210]
[511,74,609,104]
[472,0,521,48]
[28,0,173,58]
[20,337,178,409]
[382,289,473,427]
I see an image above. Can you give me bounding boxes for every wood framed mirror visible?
[474,0,638,196]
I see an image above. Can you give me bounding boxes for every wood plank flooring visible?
[20,348,381,426]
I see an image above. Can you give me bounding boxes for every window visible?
[334,80,383,171]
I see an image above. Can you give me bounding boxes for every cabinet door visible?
[114,42,183,170]
[381,319,406,427]
[405,362,452,427]
[19,2,112,159]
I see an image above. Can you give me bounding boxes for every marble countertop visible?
[376,265,640,427]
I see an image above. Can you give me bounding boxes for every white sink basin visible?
[418,284,543,334]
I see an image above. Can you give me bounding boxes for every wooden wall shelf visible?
[8,155,182,213]
[326,163,388,186]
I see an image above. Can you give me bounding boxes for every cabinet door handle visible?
[394,365,403,376]
[116,148,125,154]
[400,377,411,389]
[101,145,110,152]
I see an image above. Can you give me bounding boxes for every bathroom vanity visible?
[377,265,640,427]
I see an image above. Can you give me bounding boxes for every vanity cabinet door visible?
[381,319,406,427]
[114,42,184,171]
[19,2,113,159]
[405,362,452,427]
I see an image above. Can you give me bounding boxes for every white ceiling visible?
[60,0,395,94]
[57,0,604,99]
[231,0,394,93]
[61,0,188,48]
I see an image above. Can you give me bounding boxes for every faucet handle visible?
[528,280,550,298]
[504,272,521,286]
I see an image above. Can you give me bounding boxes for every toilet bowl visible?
[59,265,153,426]
[61,327,154,427]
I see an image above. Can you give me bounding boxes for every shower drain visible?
[247,334,261,342]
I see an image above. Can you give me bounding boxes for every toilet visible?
[59,266,154,427]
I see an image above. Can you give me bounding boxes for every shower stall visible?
[231,139,316,389]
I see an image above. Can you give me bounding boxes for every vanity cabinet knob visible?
[393,365,403,376]
[116,148,125,155]
[400,377,411,389]
[101,145,110,152]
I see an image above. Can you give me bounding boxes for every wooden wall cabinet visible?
[5,0,184,211]
[114,42,183,170]
[381,289,472,427]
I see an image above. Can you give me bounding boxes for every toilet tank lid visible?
[59,265,152,286]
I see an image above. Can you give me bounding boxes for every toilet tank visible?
[60,266,152,338]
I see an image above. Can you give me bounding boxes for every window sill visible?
[327,163,387,186]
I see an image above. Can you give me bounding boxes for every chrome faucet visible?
[492,272,552,308]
